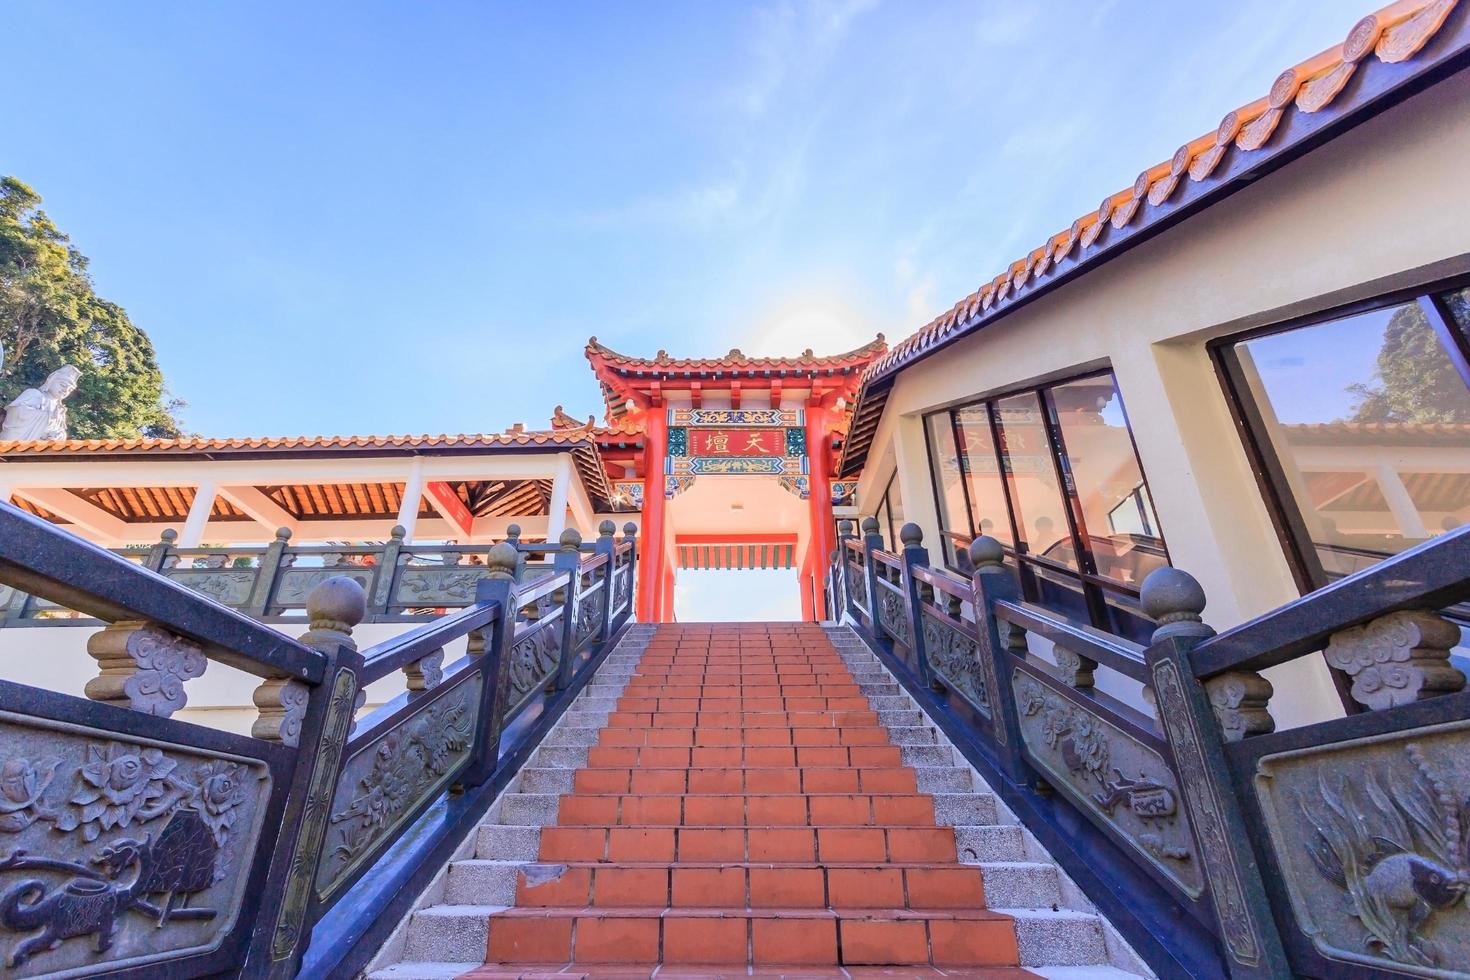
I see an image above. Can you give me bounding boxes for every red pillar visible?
[804,404,835,617]
[661,564,677,622]
[637,407,668,623]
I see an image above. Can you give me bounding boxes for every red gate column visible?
[805,403,834,618]
[638,407,667,623]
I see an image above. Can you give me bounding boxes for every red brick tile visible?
[487,916,573,963]
[752,917,838,965]
[745,768,802,794]
[840,919,928,965]
[619,795,680,825]
[593,867,667,906]
[682,795,742,826]
[792,728,842,746]
[859,769,917,793]
[663,915,747,963]
[574,916,659,963]
[887,828,955,863]
[694,728,740,747]
[746,747,796,767]
[517,865,592,906]
[905,868,986,909]
[687,768,743,794]
[607,827,675,862]
[748,827,815,862]
[629,769,686,794]
[575,769,630,794]
[540,827,606,861]
[849,747,902,767]
[804,768,861,793]
[818,828,886,862]
[559,795,620,826]
[927,918,1019,966]
[749,867,825,908]
[586,747,638,768]
[691,747,742,768]
[679,828,744,861]
[648,729,694,747]
[744,727,792,746]
[671,866,746,907]
[873,796,934,826]
[810,795,872,825]
[827,868,904,908]
[797,747,849,767]
[747,795,808,826]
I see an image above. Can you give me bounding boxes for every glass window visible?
[1228,295,1470,583]
[955,406,1013,548]
[1048,374,1168,587]
[925,412,966,566]
[992,392,1075,567]
[885,473,905,549]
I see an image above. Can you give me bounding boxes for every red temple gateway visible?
[575,336,884,623]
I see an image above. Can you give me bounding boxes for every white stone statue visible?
[1,365,82,441]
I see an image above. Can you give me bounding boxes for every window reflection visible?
[1232,296,1470,582]
[1048,376,1168,586]
[993,392,1075,567]
[955,406,1013,549]
[925,413,965,566]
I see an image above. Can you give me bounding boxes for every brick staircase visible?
[368,623,1147,979]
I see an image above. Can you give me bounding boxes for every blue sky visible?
[6,1,1363,619]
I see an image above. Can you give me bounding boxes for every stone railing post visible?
[836,520,855,619]
[258,576,368,976]
[595,520,617,643]
[244,527,293,618]
[621,523,638,624]
[84,620,207,718]
[1140,567,1289,977]
[463,543,519,786]
[967,536,1031,783]
[144,527,177,572]
[897,523,935,688]
[552,528,584,691]
[368,524,407,619]
[860,516,884,630]
[505,523,527,580]
[252,576,366,746]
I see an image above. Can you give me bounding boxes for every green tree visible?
[1348,301,1470,424]
[0,176,182,438]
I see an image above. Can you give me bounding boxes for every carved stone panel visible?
[576,588,606,645]
[166,568,258,608]
[273,568,374,609]
[922,614,990,718]
[314,675,481,899]
[508,623,562,716]
[1254,720,1470,975]
[1013,673,1202,896]
[0,712,271,977]
[845,563,865,613]
[613,567,632,613]
[877,586,911,647]
[393,568,490,608]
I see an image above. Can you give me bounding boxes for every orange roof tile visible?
[586,336,886,375]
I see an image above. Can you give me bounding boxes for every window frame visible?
[921,367,1169,638]
[1209,272,1470,597]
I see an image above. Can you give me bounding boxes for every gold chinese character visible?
[707,433,731,454]
[743,433,766,453]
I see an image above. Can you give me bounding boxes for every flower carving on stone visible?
[190,760,248,847]
[0,757,62,833]
[57,742,179,842]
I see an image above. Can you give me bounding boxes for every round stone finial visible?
[968,535,1005,570]
[305,575,367,633]
[899,522,923,548]
[623,522,638,538]
[505,524,522,543]
[1141,567,1212,640]
[838,519,855,536]
[160,528,178,544]
[390,524,406,541]
[599,520,617,537]
[560,527,583,551]
[274,526,292,542]
[860,516,880,535]
[486,542,518,578]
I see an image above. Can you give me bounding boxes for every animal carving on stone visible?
[0,807,221,967]
[1301,744,1470,968]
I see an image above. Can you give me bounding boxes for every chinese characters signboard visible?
[688,428,785,457]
